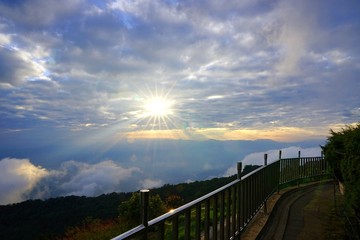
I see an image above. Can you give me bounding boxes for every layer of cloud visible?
[0,158,164,205]
[0,142,321,205]
[1,138,325,205]
[223,146,322,177]
[0,0,359,141]
[0,158,48,205]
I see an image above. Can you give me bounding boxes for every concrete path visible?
[256,182,334,240]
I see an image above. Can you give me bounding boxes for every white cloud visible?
[271,0,317,77]
[0,158,145,204]
[223,146,322,177]
[0,158,48,205]
[0,0,83,27]
[0,47,48,86]
[49,160,142,197]
[140,178,164,189]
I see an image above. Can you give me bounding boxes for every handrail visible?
[112,151,329,240]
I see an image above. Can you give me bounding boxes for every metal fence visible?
[112,151,329,240]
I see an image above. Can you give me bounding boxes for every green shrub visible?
[323,123,360,218]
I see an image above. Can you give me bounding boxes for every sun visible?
[144,96,174,117]
[134,87,179,131]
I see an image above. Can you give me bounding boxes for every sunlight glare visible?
[144,97,173,117]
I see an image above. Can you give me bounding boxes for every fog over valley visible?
[0,139,324,205]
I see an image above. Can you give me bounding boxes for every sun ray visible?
[132,85,181,134]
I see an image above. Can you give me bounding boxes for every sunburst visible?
[136,87,178,131]
[144,96,174,118]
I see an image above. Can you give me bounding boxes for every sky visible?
[0,0,359,205]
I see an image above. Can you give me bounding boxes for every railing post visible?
[278,150,282,194]
[321,151,325,175]
[140,189,150,227]
[264,154,268,166]
[263,154,268,214]
[237,162,242,180]
[297,151,301,187]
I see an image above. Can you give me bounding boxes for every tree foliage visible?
[323,123,360,217]
[118,192,166,226]
[0,164,262,239]
[61,217,124,240]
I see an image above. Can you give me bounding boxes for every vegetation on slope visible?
[0,165,261,240]
[322,123,360,218]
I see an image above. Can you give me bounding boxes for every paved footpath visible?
[256,182,334,240]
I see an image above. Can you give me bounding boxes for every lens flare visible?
[127,85,179,133]
[144,97,174,118]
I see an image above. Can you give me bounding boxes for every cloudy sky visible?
[0,0,359,204]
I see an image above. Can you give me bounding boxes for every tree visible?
[118,192,166,227]
[165,195,184,210]
[322,129,346,181]
[323,123,360,218]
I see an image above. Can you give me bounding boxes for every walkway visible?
[242,181,346,240]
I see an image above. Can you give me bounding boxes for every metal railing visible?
[112,150,329,240]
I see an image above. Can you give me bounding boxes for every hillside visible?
[0,165,260,240]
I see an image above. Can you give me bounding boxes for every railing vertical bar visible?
[272,161,277,193]
[288,158,291,182]
[284,159,287,183]
[172,216,179,240]
[294,158,297,181]
[248,176,252,220]
[240,180,244,230]
[313,157,316,176]
[258,171,261,209]
[290,158,292,182]
[317,157,319,175]
[246,178,250,224]
[311,157,314,177]
[205,199,210,240]
[282,159,287,184]
[263,168,268,213]
[220,191,225,240]
[251,174,255,216]
[226,189,231,239]
[156,222,165,240]
[184,209,191,240]
[301,158,306,178]
[290,158,293,182]
[231,185,236,237]
[195,204,201,240]
[237,182,241,234]
[280,157,283,184]
[263,154,268,211]
[213,195,218,240]
[237,163,242,234]
[297,158,300,186]
[259,170,262,210]
[305,158,309,177]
